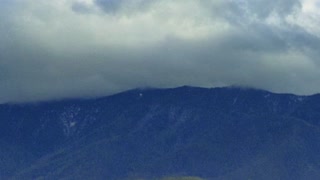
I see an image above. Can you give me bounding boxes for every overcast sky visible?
[1,0,320,103]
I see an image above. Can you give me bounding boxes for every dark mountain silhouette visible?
[1,86,320,179]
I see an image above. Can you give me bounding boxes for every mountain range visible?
[1,86,320,180]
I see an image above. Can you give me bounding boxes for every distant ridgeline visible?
[1,86,320,179]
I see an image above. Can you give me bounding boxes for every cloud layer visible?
[1,0,320,103]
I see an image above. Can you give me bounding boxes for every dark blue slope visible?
[0,86,319,179]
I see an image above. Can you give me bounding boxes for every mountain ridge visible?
[1,86,320,179]
[1,85,315,106]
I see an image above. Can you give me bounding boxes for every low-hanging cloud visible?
[1,0,320,103]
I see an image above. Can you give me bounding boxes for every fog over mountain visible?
[1,0,320,103]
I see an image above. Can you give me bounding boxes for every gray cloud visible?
[244,0,301,18]
[1,0,320,103]
[93,0,151,14]
[72,2,95,14]
[94,0,123,13]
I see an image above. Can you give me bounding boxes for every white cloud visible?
[286,0,320,38]
[11,0,232,51]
